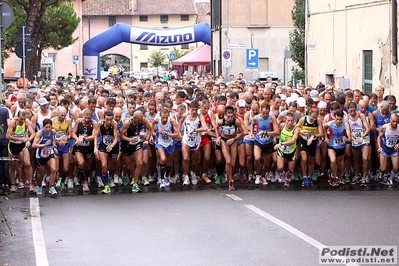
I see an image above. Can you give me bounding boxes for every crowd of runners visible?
[0,72,398,196]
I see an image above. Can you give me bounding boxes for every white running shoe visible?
[41,179,47,188]
[49,186,57,195]
[261,177,268,186]
[56,178,61,188]
[255,175,261,185]
[73,177,80,186]
[113,174,120,185]
[110,179,115,188]
[164,176,171,187]
[67,179,74,189]
[191,176,198,185]
[159,179,165,188]
[97,176,104,188]
[183,175,190,185]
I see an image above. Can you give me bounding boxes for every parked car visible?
[257,71,279,82]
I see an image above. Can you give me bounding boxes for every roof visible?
[83,0,134,16]
[83,0,197,16]
[195,2,210,24]
[172,45,211,66]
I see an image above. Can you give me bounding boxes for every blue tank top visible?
[375,110,391,138]
[254,114,274,145]
[327,122,346,149]
[36,129,54,159]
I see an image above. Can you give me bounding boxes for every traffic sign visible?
[169,52,176,60]
[246,48,259,69]
[1,2,14,30]
[222,49,232,68]
[15,42,32,59]
[16,23,32,43]
[73,55,79,64]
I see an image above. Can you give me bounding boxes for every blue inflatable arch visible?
[83,22,211,79]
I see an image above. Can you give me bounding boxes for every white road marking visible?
[244,204,359,266]
[226,194,243,201]
[30,198,49,266]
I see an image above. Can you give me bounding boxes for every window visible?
[363,51,373,93]
[140,44,148,50]
[109,16,116,26]
[139,15,148,22]
[181,15,189,21]
[140,62,148,69]
[181,44,189,49]
[160,15,169,22]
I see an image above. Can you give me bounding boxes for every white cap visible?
[297,97,306,107]
[279,94,287,100]
[310,89,320,101]
[317,100,327,109]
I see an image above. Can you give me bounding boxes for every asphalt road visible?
[1,180,399,266]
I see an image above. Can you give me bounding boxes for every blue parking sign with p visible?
[246,49,259,68]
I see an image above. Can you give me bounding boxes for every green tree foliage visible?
[148,50,167,74]
[288,0,305,70]
[169,46,194,60]
[3,0,80,80]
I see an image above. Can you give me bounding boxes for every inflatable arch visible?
[83,22,211,79]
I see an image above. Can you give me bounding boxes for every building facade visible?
[212,0,295,82]
[306,0,398,96]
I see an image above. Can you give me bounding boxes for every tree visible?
[148,50,167,75]
[169,46,194,60]
[3,0,80,80]
[288,0,305,71]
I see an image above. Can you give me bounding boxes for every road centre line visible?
[226,194,243,201]
[244,204,359,266]
[30,198,49,266]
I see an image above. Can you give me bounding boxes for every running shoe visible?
[45,175,50,183]
[82,182,90,192]
[148,175,155,183]
[351,176,360,185]
[215,175,222,185]
[159,179,165,188]
[344,174,351,183]
[339,177,345,185]
[41,180,47,188]
[220,175,228,184]
[360,177,367,187]
[37,186,42,196]
[276,171,282,183]
[270,172,277,183]
[157,177,161,186]
[191,176,198,185]
[73,177,80,186]
[97,176,104,188]
[328,177,334,186]
[56,178,61,188]
[239,173,246,182]
[312,171,317,181]
[132,183,141,193]
[247,174,253,183]
[375,170,382,182]
[142,176,150,186]
[228,181,235,191]
[261,176,268,186]
[183,175,190,185]
[18,181,25,189]
[394,174,399,182]
[255,175,261,185]
[380,174,389,185]
[308,177,313,187]
[284,179,290,187]
[49,186,57,195]
[164,176,171,187]
[61,182,66,191]
[122,177,128,186]
[10,185,17,192]
[29,185,35,193]
[101,185,111,194]
[113,175,120,186]
[110,179,115,188]
[171,174,180,184]
[202,174,211,183]
[388,178,394,188]
[67,179,74,189]
[302,176,308,187]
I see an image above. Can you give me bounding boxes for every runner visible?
[216,106,247,190]
[94,110,119,194]
[377,113,399,187]
[6,109,36,193]
[274,112,300,187]
[325,110,351,186]
[32,118,58,196]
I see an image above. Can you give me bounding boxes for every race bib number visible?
[41,146,53,157]
[161,134,170,141]
[333,137,344,146]
[103,135,114,145]
[258,131,270,141]
[386,137,396,148]
[304,132,315,140]
[56,132,66,138]
[280,144,291,153]
[129,135,140,145]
